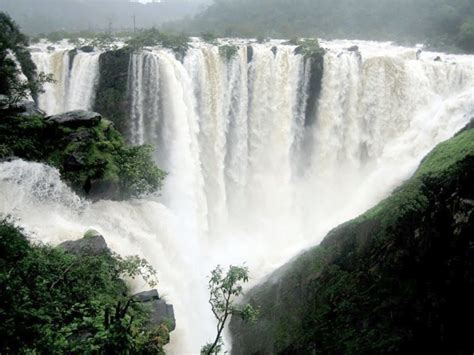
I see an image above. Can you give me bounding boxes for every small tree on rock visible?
[201,264,258,355]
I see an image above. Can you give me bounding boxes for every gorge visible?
[2,38,474,353]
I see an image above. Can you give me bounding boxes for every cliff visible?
[230,121,474,354]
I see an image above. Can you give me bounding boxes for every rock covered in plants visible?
[0,107,166,199]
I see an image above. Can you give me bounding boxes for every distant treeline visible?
[0,0,208,34]
[168,0,474,52]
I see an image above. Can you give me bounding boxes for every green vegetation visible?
[201,32,219,45]
[174,0,474,53]
[125,28,191,59]
[218,44,239,61]
[202,265,258,355]
[0,219,170,353]
[230,124,474,354]
[0,112,166,199]
[0,12,53,102]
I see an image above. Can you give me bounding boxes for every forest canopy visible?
[170,0,474,52]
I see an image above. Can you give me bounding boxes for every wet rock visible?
[347,45,359,52]
[47,46,55,51]
[80,45,94,53]
[434,56,442,62]
[271,46,278,56]
[47,110,102,128]
[149,300,176,331]
[247,45,254,63]
[133,289,160,302]
[133,289,176,331]
[58,230,110,256]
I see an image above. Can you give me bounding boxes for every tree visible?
[0,12,54,103]
[201,265,258,355]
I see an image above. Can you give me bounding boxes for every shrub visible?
[0,218,167,353]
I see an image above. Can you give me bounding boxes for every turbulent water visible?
[2,39,473,353]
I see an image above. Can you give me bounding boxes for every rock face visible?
[58,230,110,256]
[80,45,94,53]
[47,110,102,128]
[230,124,474,355]
[94,48,132,136]
[133,290,176,331]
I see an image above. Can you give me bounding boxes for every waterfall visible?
[31,47,100,114]
[12,40,474,353]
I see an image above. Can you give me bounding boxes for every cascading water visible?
[7,39,474,353]
[31,44,100,114]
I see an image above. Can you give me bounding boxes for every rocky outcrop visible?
[230,123,474,355]
[80,46,94,53]
[133,290,176,331]
[58,229,110,256]
[94,48,132,137]
[47,110,102,128]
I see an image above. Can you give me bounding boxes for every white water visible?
[7,40,474,353]
[32,45,100,114]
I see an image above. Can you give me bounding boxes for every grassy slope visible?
[230,125,474,354]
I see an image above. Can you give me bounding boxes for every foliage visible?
[202,265,258,355]
[126,28,191,58]
[230,124,474,354]
[173,0,474,53]
[118,145,167,199]
[0,218,169,353]
[201,31,219,45]
[294,38,325,59]
[218,44,239,61]
[0,12,51,101]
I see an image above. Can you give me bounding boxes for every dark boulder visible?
[271,46,278,56]
[58,230,110,256]
[47,46,55,51]
[80,45,95,53]
[68,49,78,71]
[347,45,359,52]
[247,45,254,63]
[149,300,176,331]
[434,56,442,62]
[133,289,176,331]
[47,110,102,128]
[133,289,160,302]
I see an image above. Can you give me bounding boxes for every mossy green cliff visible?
[230,122,474,355]
[0,107,165,200]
